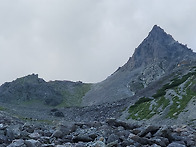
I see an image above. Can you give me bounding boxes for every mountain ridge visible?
[123,25,194,70]
[0,25,195,146]
[82,25,196,106]
[0,25,195,107]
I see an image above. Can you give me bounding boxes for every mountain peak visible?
[125,25,195,70]
[151,25,164,32]
[146,25,174,44]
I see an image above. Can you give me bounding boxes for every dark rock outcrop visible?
[50,109,64,117]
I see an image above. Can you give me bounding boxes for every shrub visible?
[135,97,152,105]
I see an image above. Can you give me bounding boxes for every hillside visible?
[121,64,196,126]
[0,74,91,107]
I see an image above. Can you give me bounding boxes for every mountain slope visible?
[82,25,196,106]
[0,74,91,107]
[0,25,195,128]
[122,64,196,125]
[0,74,63,106]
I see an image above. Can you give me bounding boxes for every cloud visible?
[0,0,196,84]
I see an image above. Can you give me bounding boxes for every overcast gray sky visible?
[0,0,196,84]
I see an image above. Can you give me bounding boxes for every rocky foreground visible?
[0,111,195,147]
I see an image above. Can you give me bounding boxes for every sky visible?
[0,0,196,84]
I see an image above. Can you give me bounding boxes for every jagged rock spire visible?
[146,25,174,44]
[126,25,194,70]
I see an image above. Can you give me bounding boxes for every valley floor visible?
[0,101,195,147]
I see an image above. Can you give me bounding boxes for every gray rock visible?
[7,139,25,147]
[6,125,21,141]
[128,133,152,145]
[151,137,169,147]
[61,135,72,143]
[154,126,173,142]
[150,144,161,147]
[120,140,134,146]
[22,123,35,133]
[145,132,152,138]
[92,141,105,147]
[106,118,137,130]
[20,130,29,139]
[139,125,160,137]
[57,122,77,135]
[29,132,41,139]
[75,142,87,147]
[106,140,118,147]
[167,142,186,147]
[183,137,196,146]
[0,124,6,130]
[24,139,41,147]
[106,134,119,144]
[88,133,97,140]
[41,144,55,147]
[117,130,130,140]
[56,145,69,147]
[50,109,64,117]
[0,134,7,144]
[72,135,93,143]
[132,127,144,135]
[51,130,63,138]
[43,130,53,137]
[170,132,183,141]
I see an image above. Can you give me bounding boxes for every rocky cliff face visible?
[82,25,196,106]
[126,25,195,70]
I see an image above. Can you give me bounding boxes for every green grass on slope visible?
[153,72,196,98]
[20,99,44,106]
[128,69,196,120]
[128,96,170,120]
[57,84,92,107]
[15,114,54,125]
[0,106,6,111]
[128,101,153,120]
[167,77,196,118]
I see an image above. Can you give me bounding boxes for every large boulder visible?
[50,109,64,117]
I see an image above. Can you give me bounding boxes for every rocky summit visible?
[82,25,196,106]
[0,25,195,146]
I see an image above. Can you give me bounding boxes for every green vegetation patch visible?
[128,96,170,120]
[155,96,170,110]
[134,97,152,105]
[20,99,43,106]
[57,83,92,107]
[128,71,196,120]
[153,72,196,98]
[166,73,196,118]
[128,100,153,120]
[16,115,53,125]
[0,106,6,111]
[167,87,196,118]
